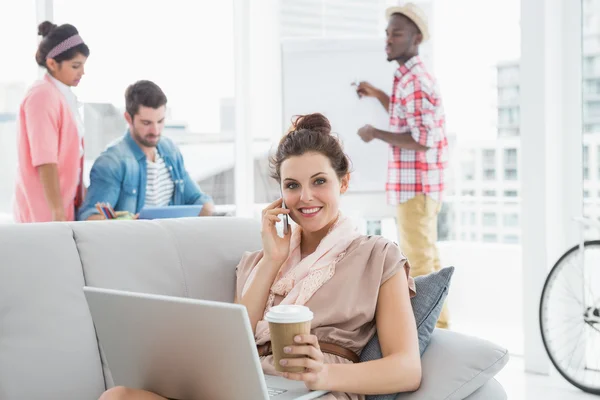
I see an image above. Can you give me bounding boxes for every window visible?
[504,190,518,197]
[482,212,498,227]
[585,79,600,95]
[483,190,497,197]
[461,190,476,197]
[280,0,385,38]
[497,64,519,86]
[505,169,518,180]
[55,0,238,206]
[504,149,518,180]
[482,233,498,243]
[498,87,519,103]
[504,148,518,167]
[0,1,36,222]
[583,145,590,180]
[503,235,520,244]
[584,12,599,34]
[482,149,496,166]
[499,128,520,136]
[483,169,496,180]
[366,220,382,236]
[498,108,520,126]
[586,101,600,119]
[462,158,476,180]
[585,124,600,133]
[597,146,600,179]
[503,213,520,227]
[584,56,599,76]
[584,35,600,54]
[461,212,469,225]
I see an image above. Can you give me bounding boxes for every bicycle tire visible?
[539,240,600,395]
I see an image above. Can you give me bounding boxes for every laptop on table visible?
[83,286,329,400]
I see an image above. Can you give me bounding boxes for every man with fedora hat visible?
[355,2,449,329]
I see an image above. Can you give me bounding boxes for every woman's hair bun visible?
[38,21,58,38]
[291,113,331,135]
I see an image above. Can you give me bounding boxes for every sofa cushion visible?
[463,379,507,400]
[0,223,105,400]
[157,217,261,302]
[361,266,454,366]
[72,217,262,388]
[361,267,453,400]
[72,218,261,302]
[395,329,509,400]
[72,219,193,298]
[411,266,454,354]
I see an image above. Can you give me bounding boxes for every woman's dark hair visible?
[270,113,351,183]
[35,21,90,68]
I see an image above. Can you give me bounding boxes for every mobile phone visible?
[281,199,290,235]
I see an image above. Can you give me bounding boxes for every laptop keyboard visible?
[268,387,288,397]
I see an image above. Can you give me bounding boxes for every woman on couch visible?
[100,113,421,400]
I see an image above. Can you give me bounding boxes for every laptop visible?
[137,205,203,220]
[83,286,329,400]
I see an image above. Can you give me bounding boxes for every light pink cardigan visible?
[13,75,83,223]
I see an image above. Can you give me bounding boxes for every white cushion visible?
[71,217,262,388]
[396,329,509,400]
[0,223,105,400]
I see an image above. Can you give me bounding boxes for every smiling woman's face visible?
[280,151,349,234]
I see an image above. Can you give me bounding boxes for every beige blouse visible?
[235,235,416,400]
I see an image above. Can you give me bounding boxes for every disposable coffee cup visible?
[265,305,314,373]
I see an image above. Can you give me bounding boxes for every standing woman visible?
[13,21,90,222]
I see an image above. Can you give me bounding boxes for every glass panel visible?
[583,0,600,240]
[0,1,36,223]
[55,0,236,208]
[273,0,524,356]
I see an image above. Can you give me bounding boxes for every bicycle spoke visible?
[546,317,585,339]
[552,286,584,307]
[593,333,600,389]
[578,250,598,307]
[552,323,585,356]
[586,320,600,335]
[558,324,585,369]
[554,264,585,306]
[565,250,596,307]
[582,328,600,390]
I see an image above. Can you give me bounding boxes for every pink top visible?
[13,75,82,223]
[236,235,416,400]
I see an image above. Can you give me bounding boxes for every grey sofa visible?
[0,217,508,399]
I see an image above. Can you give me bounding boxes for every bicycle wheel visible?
[540,240,600,395]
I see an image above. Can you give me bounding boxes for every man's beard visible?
[133,128,159,148]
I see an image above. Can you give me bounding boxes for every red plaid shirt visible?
[386,55,448,205]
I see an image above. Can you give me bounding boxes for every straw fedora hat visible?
[385,2,430,42]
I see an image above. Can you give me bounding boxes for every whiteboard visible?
[281,37,432,193]
[281,38,391,192]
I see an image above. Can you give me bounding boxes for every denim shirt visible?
[77,131,213,221]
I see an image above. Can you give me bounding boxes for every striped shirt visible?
[145,152,175,207]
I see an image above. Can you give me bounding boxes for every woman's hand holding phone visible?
[261,198,292,267]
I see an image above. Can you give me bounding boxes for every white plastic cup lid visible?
[265,305,314,323]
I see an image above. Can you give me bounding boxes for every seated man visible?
[77,80,214,221]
